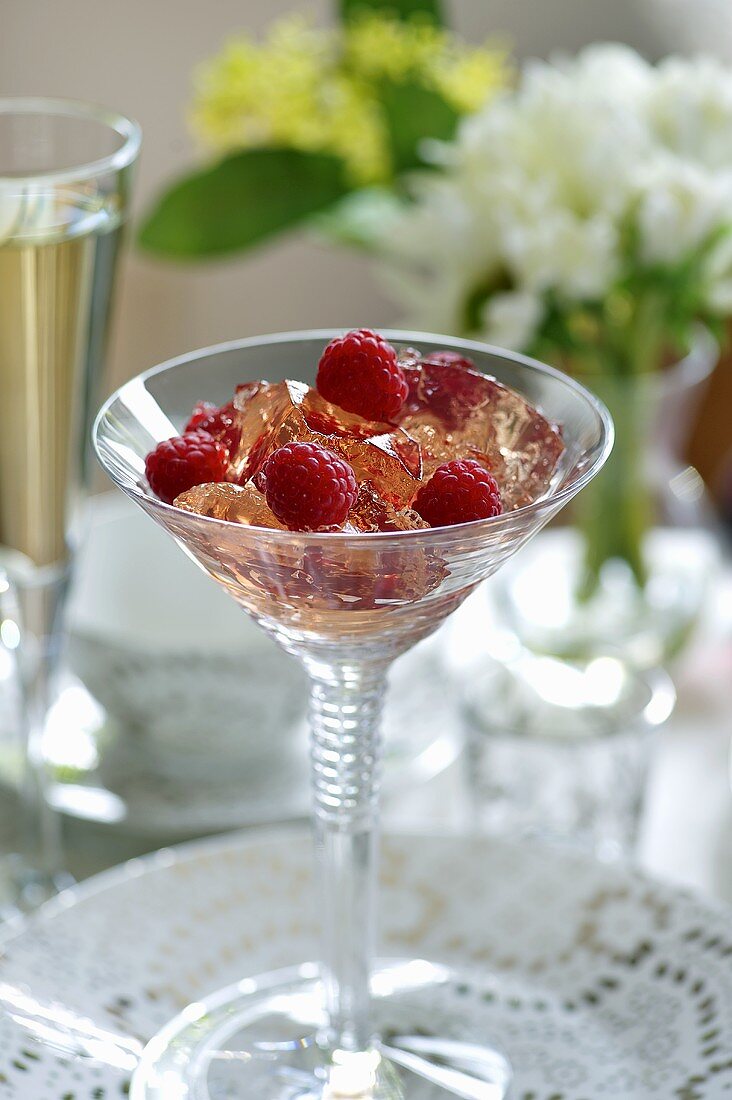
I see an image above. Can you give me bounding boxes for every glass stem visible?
[12,570,69,906]
[308,658,388,1055]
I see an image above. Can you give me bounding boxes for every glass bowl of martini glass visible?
[93,330,612,1100]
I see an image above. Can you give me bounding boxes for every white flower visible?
[372,42,732,350]
[648,55,732,169]
[637,54,732,268]
[496,191,621,297]
[636,157,732,265]
[380,59,642,318]
[481,290,543,350]
[456,66,645,224]
[547,42,655,111]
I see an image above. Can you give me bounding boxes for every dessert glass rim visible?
[93,327,614,542]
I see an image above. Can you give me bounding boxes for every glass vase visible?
[495,329,719,668]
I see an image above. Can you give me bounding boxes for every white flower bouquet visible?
[377,44,732,600]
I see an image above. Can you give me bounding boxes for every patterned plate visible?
[0,830,731,1099]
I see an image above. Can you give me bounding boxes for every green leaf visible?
[138,148,350,258]
[339,0,444,25]
[380,81,459,173]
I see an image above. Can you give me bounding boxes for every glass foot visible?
[131,960,512,1099]
[0,852,72,920]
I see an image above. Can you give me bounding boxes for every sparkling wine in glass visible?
[94,331,612,1099]
[0,99,140,907]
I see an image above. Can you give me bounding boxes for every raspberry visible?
[261,442,358,531]
[184,401,218,432]
[185,400,240,457]
[424,350,476,371]
[145,430,229,504]
[413,459,502,528]
[317,329,408,422]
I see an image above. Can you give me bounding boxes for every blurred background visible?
[1,0,731,491]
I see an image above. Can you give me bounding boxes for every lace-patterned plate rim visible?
[0,829,731,1100]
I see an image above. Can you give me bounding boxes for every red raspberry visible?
[317,329,407,422]
[184,401,218,432]
[424,350,476,371]
[185,401,240,457]
[261,442,358,531]
[413,459,502,528]
[145,430,229,504]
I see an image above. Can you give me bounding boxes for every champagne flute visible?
[0,99,140,907]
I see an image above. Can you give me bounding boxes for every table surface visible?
[2,572,732,915]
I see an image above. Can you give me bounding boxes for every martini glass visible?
[94,330,612,1100]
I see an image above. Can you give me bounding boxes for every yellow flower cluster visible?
[344,13,508,113]
[190,13,509,185]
